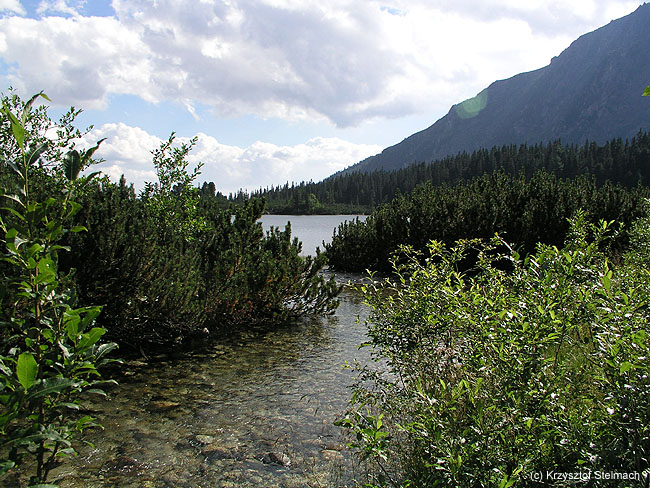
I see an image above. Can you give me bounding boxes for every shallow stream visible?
[42,282,371,487]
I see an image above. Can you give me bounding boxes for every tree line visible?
[217,131,650,214]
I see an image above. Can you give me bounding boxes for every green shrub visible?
[340,211,650,487]
[53,111,340,351]
[326,171,650,272]
[0,94,117,486]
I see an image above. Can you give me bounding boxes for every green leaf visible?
[0,360,13,378]
[95,342,118,360]
[85,388,108,397]
[81,138,106,165]
[77,327,106,351]
[2,206,26,221]
[56,447,77,457]
[60,402,80,410]
[1,193,24,207]
[644,86,650,96]
[601,272,612,293]
[49,244,71,253]
[64,311,81,340]
[25,377,76,401]
[16,353,38,390]
[35,258,56,285]
[619,361,636,374]
[63,150,82,181]
[26,243,43,259]
[22,91,50,125]
[2,104,25,150]
[5,160,23,178]
[82,171,102,184]
[12,235,27,250]
[5,228,18,240]
[78,306,102,333]
[26,142,48,166]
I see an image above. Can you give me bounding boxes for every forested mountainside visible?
[226,132,650,213]
[342,3,650,174]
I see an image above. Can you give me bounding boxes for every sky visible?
[0,0,645,194]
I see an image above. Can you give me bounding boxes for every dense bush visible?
[60,179,340,350]
[27,113,341,352]
[326,171,650,271]
[339,211,650,487]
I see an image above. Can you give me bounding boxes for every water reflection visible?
[41,288,370,488]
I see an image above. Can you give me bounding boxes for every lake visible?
[260,214,367,256]
[4,216,374,488]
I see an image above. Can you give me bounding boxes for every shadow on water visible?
[17,286,372,488]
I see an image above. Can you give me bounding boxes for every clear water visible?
[4,216,374,487]
[32,287,370,488]
[260,215,367,256]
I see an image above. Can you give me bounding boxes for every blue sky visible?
[0,0,644,193]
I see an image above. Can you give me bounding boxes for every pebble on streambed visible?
[262,451,292,467]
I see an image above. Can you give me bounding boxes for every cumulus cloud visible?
[79,122,161,185]
[0,0,24,15]
[80,123,382,194]
[1,0,642,127]
[0,15,151,108]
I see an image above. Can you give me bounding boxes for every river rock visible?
[195,434,216,445]
[321,449,343,462]
[323,442,345,451]
[262,451,291,467]
[149,400,180,410]
[202,445,240,461]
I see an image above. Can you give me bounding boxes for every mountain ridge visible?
[343,3,650,174]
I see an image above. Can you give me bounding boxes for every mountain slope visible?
[348,4,650,174]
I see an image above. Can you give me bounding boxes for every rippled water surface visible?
[32,285,372,488]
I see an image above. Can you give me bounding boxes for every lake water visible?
[260,215,367,256]
[3,216,374,488]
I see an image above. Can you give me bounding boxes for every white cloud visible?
[80,123,382,194]
[79,122,161,186]
[0,0,24,15]
[0,15,151,108]
[0,0,642,127]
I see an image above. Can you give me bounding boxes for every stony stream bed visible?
[28,287,372,487]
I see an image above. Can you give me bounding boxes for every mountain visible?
[346,3,650,174]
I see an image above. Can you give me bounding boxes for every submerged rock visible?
[202,445,241,461]
[148,400,181,410]
[321,449,343,462]
[262,451,291,467]
[322,442,345,451]
[195,434,216,445]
